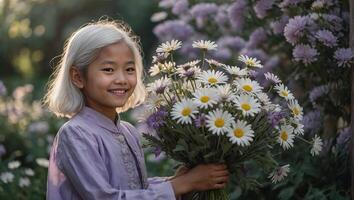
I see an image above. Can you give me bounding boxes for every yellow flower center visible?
[214,118,225,128]
[292,107,300,116]
[181,108,191,116]
[234,128,244,138]
[246,60,255,66]
[281,91,288,97]
[280,131,288,141]
[241,103,251,111]
[243,85,253,92]
[208,77,217,84]
[200,96,210,103]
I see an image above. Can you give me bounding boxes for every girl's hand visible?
[170,164,229,196]
[168,165,189,181]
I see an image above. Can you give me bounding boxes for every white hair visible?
[43,20,146,117]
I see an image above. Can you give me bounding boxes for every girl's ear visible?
[70,67,84,89]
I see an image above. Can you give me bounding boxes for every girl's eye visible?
[127,67,136,73]
[102,67,114,72]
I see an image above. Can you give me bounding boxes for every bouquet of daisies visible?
[140,40,323,200]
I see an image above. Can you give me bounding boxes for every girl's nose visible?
[114,72,127,84]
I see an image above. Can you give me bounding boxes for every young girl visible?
[44,20,229,200]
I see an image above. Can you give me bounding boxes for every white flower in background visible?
[274,84,294,100]
[277,125,295,150]
[24,168,35,176]
[236,78,263,94]
[197,70,228,86]
[206,109,234,136]
[19,177,30,188]
[216,84,236,103]
[288,99,303,120]
[193,88,219,109]
[256,92,271,105]
[147,76,171,95]
[161,61,176,72]
[223,65,248,76]
[238,55,263,68]
[149,63,162,76]
[36,158,49,168]
[227,120,254,146]
[205,59,225,67]
[0,172,14,183]
[171,99,198,124]
[8,160,21,169]
[177,64,201,79]
[234,95,261,117]
[268,164,290,183]
[150,11,168,22]
[156,40,182,53]
[192,40,217,51]
[152,52,169,64]
[264,72,281,84]
[179,60,201,68]
[145,95,167,110]
[311,135,323,156]
[294,123,304,135]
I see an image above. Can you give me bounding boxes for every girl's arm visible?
[57,125,176,200]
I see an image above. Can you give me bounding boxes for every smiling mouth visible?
[108,89,128,96]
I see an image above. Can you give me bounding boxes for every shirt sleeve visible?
[56,124,176,200]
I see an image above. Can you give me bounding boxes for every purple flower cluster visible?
[153,20,194,41]
[146,108,168,129]
[309,84,330,106]
[253,0,275,19]
[315,29,337,47]
[271,15,289,35]
[228,0,247,31]
[336,127,351,151]
[284,16,312,45]
[334,48,353,67]
[194,113,206,128]
[246,28,267,49]
[268,111,285,127]
[172,0,189,15]
[292,44,318,65]
[302,110,322,133]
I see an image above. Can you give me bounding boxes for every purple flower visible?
[153,20,194,41]
[246,28,267,49]
[212,48,232,61]
[334,48,354,67]
[271,15,289,35]
[172,0,189,15]
[154,146,162,157]
[194,113,206,128]
[146,108,168,129]
[215,5,229,26]
[217,36,245,52]
[253,0,275,19]
[337,127,351,151]
[315,30,337,47]
[302,110,322,133]
[0,81,6,96]
[158,0,175,8]
[268,111,285,127]
[190,3,218,19]
[322,14,343,32]
[292,44,318,65]
[228,0,247,31]
[0,144,6,157]
[280,0,306,8]
[284,16,312,45]
[309,84,330,106]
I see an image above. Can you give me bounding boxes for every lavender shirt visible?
[46,106,176,200]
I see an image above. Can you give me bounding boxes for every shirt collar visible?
[78,106,121,133]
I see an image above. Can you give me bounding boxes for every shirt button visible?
[117,135,125,143]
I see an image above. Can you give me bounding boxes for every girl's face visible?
[77,41,137,118]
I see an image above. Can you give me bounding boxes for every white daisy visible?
[171,99,198,124]
[268,164,290,183]
[178,60,201,69]
[234,94,261,117]
[192,40,218,51]
[161,61,176,73]
[264,72,281,84]
[156,40,182,53]
[311,135,323,156]
[177,65,201,79]
[0,172,14,183]
[277,125,295,150]
[152,52,169,64]
[227,120,254,146]
[147,76,171,95]
[205,59,225,67]
[256,92,271,105]
[235,78,263,94]
[197,70,228,86]
[8,160,21,169]
[149,63,161,76]
[193,88,219,109]
[274,84,294,101]
[216,84,236,103]
[288,99,303,120]
[145,95,167,110]
[294,123,304,135]
[19,177,30,188]
[206,109,234,135]
[238,55,263,68]
[223,65,248,76]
